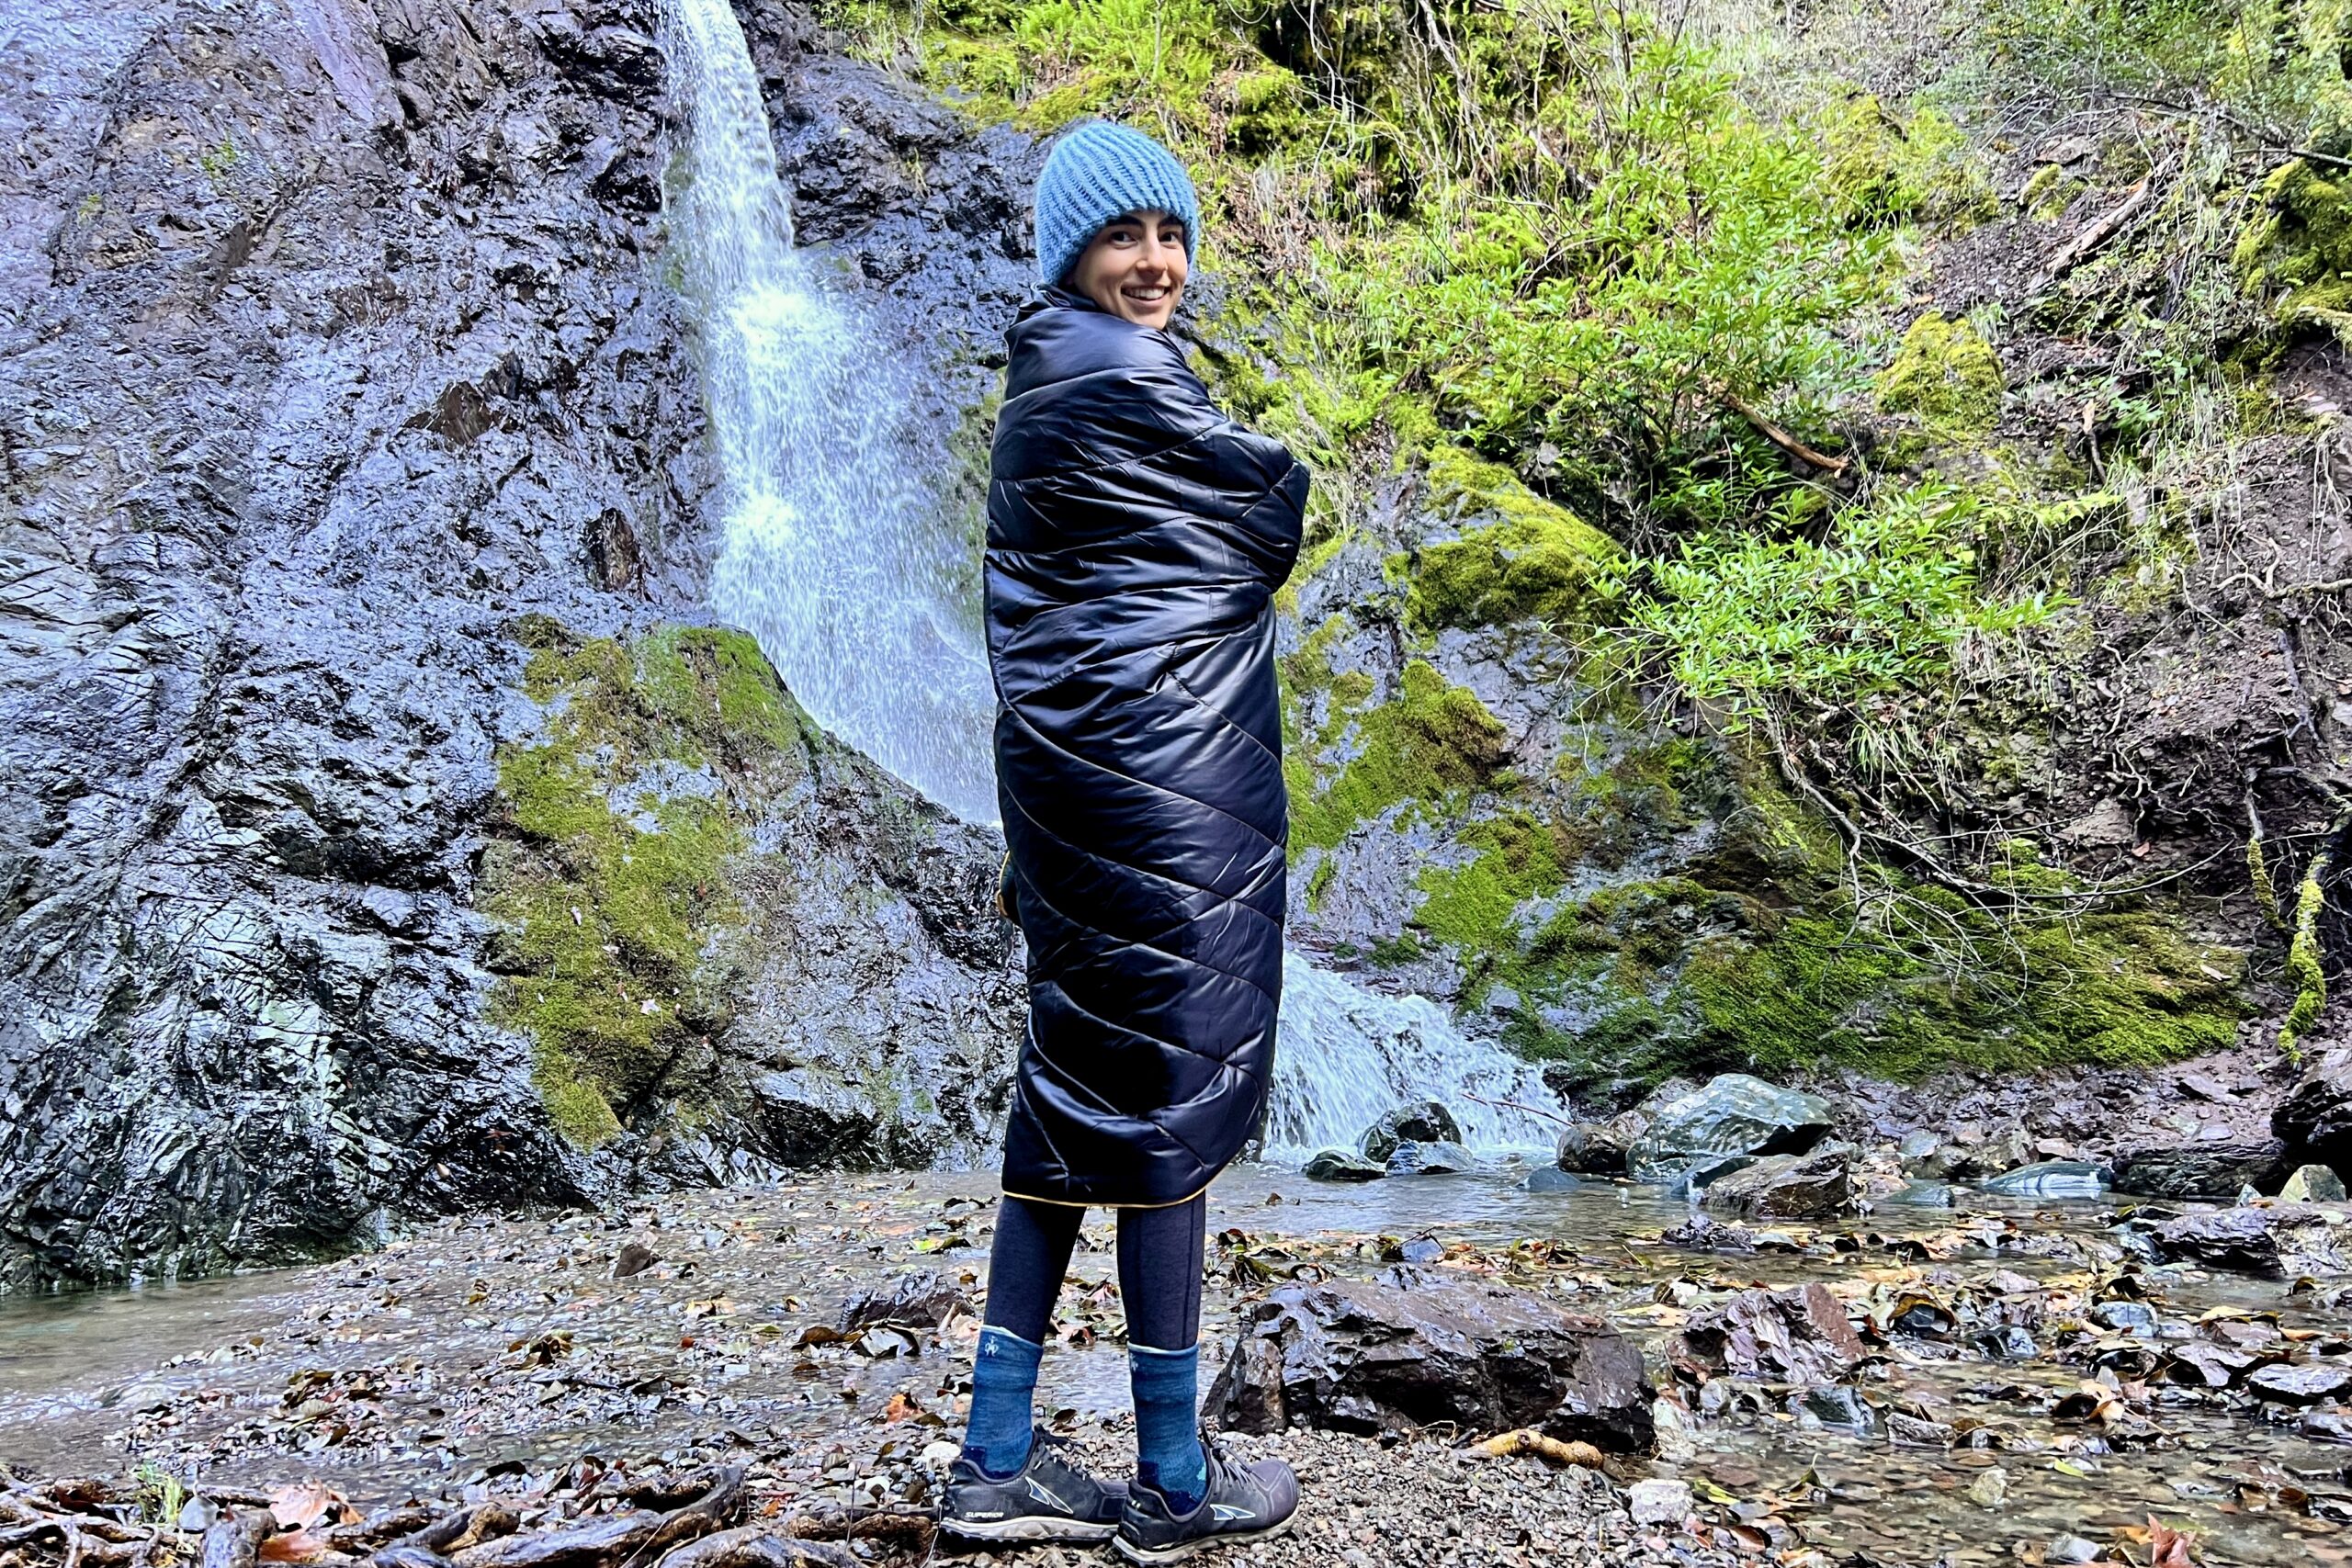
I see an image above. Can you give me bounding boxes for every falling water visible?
[659,0,997,823]
[1266,956,1556,1159]
[656,0,1563,1162]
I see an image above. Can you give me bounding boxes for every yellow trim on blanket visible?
[999,1177,1218,1210]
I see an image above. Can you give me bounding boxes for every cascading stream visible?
[657,0,1558,1161]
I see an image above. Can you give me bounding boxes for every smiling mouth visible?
[1122,285,1172,305]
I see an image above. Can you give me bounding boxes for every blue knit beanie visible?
[1033,121,1201,289]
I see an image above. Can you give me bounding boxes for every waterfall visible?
[656,0,1562,1165]
[1267,956,1555,1158]
[659,0,997,824]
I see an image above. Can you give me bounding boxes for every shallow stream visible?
[0,1172,2345,1567]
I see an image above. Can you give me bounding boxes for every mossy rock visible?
[1821,95,1993,231]
[1393,446,1619,635]
[2235,156,2352,334]
[1283,635,1512,851]
[482,619,810,1149]
[1876,312,2004,434]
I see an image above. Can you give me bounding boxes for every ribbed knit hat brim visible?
[1033,121,1201,288]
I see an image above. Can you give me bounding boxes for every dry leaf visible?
[1473,1428,1604,1468]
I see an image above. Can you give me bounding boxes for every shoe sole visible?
[1113,1513,1297,1563]
[941,1516,1120,1545]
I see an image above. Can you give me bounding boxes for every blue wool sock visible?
[963,1325,1044,1480]
[1129,1342,1208,1512]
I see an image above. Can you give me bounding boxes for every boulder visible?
[1360,1101,1464,1165]
[1386,1139,1478,1176]
[2148,1204,2349,1278]
[1979,1160,2110,1200]
[1626,1075,1834,1181]
[1942,1127,2032,1180]
[1672,1281,1867,1388]
[2279,1164,2347,1203]
[1556,1113,1645,1175]
[1700,1147,1854,1219]
[2247,1363,2352,1404]
[2277,1046,2352,1173]
[2111,1142,2289,1201]
[1205,1273,1654,1452]
[836,1269,972,1333]
[1661,1154,1758,1200]
[1302,1148,1385,1182]
[1522,1168,1582,1193]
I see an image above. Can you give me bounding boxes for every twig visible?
[1721,390,1848,473]
[2115,93,2352,172]
[1463,1092,1577,1130]
[2041,172,2155,282]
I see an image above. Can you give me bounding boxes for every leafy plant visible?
[1600,479,2062,746]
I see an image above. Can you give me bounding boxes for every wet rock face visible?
[0,0,1027,1289]
[1358,1100,1463,1164]
[2277,1045,2352,1176]
[1206,1272,1655,1452]
[2147,1204,2350,1279]
[2111,1142,2286,1201]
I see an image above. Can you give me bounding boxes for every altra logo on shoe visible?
[1211,1504,1254,1522]
[1025,1475,1071,1513]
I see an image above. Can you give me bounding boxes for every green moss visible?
[1821,95,1994,230]
[1392,446,1621,635]
[2280,836,2336,1058]
[2019,163,2086,220]
[2236,156,2352,335]
[1410,811,1571,987]
[481,620,808,1147]
[1283,649,1512,850]
[1877,312,2006,433]
[1678,893,2245,1078]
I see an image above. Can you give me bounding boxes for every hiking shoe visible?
[1114,1437,1299,1562]
[941,1427,1127,1544]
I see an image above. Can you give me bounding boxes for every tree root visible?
[1472,1429,1606,1468]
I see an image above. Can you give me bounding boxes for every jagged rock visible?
[0,0,1036,1290]
[1522,1168,1582,1192]
[1942,1128,2033,1180]
[1555,1114,1644,1176]
[1672,1282,1866,1388]
[836,1269,971,1333]
[2248,1363,2352,1404]
[1700,1147,1854,1219]
[1206,1274,1654,1452]
[1385,1140,1478,1176]
[1302,1148,1385,1182]
[2112,1142,2288,1200]
[2280,1164,2347,1202]
[2148,1203,2350,1278]
[1979,1160,2110,1200]
[2278,1048,2352,1174]
[610,1241,661,1279]
[1359,1101,1464,1164]
[1626,1075,1833,1181]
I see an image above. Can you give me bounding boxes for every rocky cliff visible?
[0,0,1031,1291]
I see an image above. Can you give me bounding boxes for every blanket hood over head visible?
[986,287,1308,1207]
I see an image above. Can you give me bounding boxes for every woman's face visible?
[1068,209,1188,330]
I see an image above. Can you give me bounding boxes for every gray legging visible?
[980,1192,1207,1350]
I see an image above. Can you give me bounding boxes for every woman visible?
[940,121,1308,1562]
